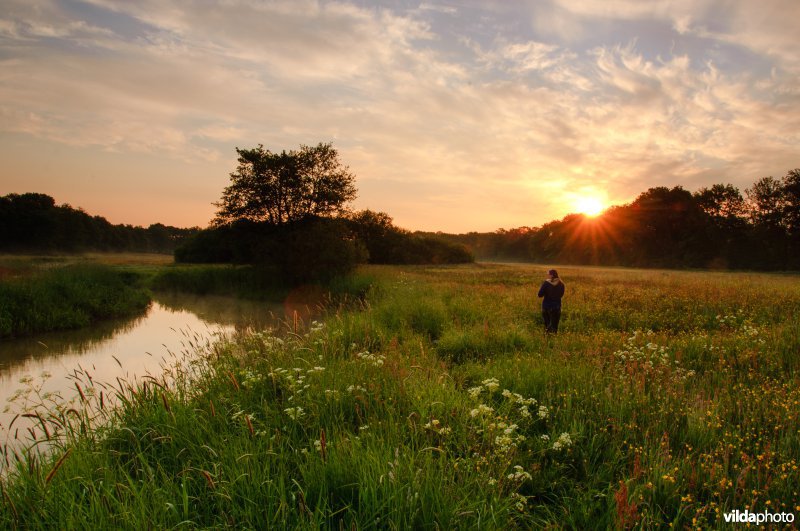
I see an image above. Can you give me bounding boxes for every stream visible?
[0,292,294,450]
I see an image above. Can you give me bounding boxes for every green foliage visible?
[0,264,150,338]
[2,264,800,528]
[374,286,448,340]
[437,325,530,363]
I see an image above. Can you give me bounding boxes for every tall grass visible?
[0,264,150,338]
[1,264,799,528]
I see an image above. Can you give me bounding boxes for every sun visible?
[574,196,605,217]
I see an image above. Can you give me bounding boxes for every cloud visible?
[546,0,800,72]
[0,0,115,43]
[696,1,800,73]
[80,0,435,79]
[0,0,797,230]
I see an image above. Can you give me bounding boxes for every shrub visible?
[174,218,366,285]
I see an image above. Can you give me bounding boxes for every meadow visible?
[1,263,799,529]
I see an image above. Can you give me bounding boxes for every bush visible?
[406,235,474,264]
[174,218,366,285]
[277,218,367,284]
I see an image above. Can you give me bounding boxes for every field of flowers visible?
[2,263,799,528]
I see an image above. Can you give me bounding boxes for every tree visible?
[746,176,786,229]
[627,186,710,267]
[347,210,405,264]
[781,169,800,235]
[693,184,749,268]
[694,184,746,220]
[213,142,357,226]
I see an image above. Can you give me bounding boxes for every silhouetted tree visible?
[695,184,747,220]
[782,169,800,235]
[747,176,786,229]
[693,184,749,268]
[347,210,405,264]
[421,169,800,270]
[626,186,710,267]
[214,143,357,226]
[347,210,473,264]
[745,169,800,268]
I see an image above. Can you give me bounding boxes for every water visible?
[0,293,290,449]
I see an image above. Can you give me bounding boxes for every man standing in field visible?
[538,269,565,334]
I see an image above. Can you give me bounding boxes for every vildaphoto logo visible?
[723,509,795,525]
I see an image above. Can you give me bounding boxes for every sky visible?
[1,0,798,232]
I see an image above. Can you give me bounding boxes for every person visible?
[537,269,565,334]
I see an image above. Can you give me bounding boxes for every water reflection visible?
[155,292,285,331]
[0,306,150,373]
[0,293,287,447]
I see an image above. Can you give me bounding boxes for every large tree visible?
[213,142,357,226]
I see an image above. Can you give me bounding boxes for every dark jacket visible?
[538,279,565,310]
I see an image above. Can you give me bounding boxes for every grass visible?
[0,264,151,339]
[0,252,173,270]
[1,263,799,529]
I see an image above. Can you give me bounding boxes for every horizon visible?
[1,1,797,233]
[0,177,738,234]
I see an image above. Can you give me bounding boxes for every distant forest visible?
[3,167,798,270]
[426,168,800,270]
[0,193,198,254]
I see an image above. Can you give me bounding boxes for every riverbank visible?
[0,264,151,339]
[0,254,373,339]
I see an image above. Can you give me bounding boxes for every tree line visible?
[435,168,800,270]
[7,141,794,273]
[0,193,198,254]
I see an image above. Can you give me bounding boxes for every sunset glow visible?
[1,1,798,232]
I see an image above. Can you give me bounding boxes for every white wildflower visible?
[552,432,572,450]
[507,465,532,482]
[284,407,305,420]
[470,403,494,418]
[482,378,500,392]
[468,386,484,398]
